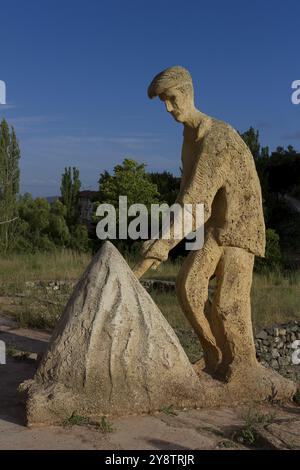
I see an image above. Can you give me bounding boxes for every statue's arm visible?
[134,146,229,278]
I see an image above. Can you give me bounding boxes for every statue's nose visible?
[165,101,173,112]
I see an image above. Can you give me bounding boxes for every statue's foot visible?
[222,361,296,402]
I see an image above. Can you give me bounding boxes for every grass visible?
[0,249,91,295]
[0,283,73,330]
[217,439,239,449]
[147,264,300,331]
[14,296,65,330]
[150,290,202,363]
[63,413,90,427]
[6,344,31,361]
[232,408,276,447]
[63,413,114,432]
[251,269,300,329]
[160,405,178,416]
[0,251,299,339]
[98,416,114,433]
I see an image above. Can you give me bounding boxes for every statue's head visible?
[147,66,195,123]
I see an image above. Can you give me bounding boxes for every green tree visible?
[60,167,91,252]
[149,171,180,205]
[48,200,70,246]
[240,126,269,159]
[60,167,81,227]
[97,158,159,254]
[255,229,282,272]
[287,145,297,155]
[260,146,269,158]
[265,228,282,265]
[98,158,159,208]
[17,195,71,252]
[70,224,90,252]
[0,119,21,252]
[275,146,285,155]
[17,195,53,251]
[240,127,261,159]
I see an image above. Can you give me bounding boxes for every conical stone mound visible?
[20,242,204,425]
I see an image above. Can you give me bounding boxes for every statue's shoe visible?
[224,361,297,403]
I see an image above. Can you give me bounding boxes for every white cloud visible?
[8,115,63,133]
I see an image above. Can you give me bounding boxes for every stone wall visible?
[255,322,300,369]
[141,279,175,293]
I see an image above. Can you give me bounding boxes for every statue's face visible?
[159,87,193,123]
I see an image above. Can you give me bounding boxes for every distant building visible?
[78,190,98,231]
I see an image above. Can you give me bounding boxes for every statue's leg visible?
[213,246,258,380]
[176,233,223,373]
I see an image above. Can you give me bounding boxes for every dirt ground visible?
[0,313,300,450]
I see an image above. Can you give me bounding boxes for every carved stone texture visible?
[20,242,204,425]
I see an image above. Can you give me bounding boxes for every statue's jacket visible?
[176,118,266,257]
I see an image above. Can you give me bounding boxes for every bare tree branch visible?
[0,216,18,225]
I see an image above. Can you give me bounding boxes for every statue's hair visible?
[147,66,194,99]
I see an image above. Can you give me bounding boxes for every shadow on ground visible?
[0,356,36,426]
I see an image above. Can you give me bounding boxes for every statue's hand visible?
[133,258,161,280]
[133,239,169,279]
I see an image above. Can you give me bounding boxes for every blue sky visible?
[0,0,299,196]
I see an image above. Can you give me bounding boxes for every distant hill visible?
[45,196,60,203]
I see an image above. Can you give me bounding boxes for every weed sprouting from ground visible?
[63,413,90,427]
[160,405,178,416]
[232,408,276,447]
[63,413,114,433]
[98,416,114,433]
[217,439,239,449]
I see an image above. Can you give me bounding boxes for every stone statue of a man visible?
[134,66,266,381]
